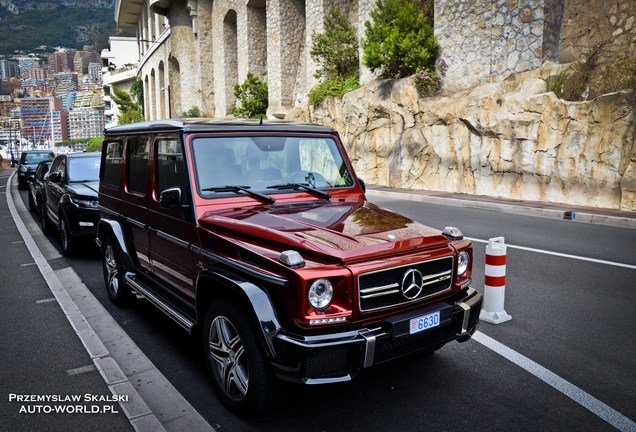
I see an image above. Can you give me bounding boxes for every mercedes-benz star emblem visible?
[401,269,423,300]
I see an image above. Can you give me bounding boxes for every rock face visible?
[286,66,636,211]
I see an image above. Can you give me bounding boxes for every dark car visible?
[98,119,482,415]
[27,160,52,213]
[41,152,101,256]
[17,150,54,190]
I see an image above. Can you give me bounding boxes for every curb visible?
[366,189,636,229]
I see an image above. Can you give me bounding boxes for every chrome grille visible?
[358,257,454,312]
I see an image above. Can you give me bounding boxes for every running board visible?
[124,272,195,333]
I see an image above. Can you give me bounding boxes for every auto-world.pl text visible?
[8,393,126,414]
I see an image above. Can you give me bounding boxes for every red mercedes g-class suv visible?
[98,119,482,415]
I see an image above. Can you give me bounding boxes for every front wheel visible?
[102,239,130,304]
[39,203,52,234]
[203,301,285,416]
[28,190,37,212]
[59,216,76,256]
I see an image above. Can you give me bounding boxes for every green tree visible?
[111,86,144,124]
[362,0,439,79]
[86,136,104,152]
[130,76,144,114]
[311,8,359,80]
[308,8,360,107]
[232,72,268,118]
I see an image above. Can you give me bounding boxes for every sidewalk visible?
[367,186,636,229]
[0,166,135,431]
[1,165,214,432]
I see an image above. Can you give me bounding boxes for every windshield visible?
[192,135,354,196]
[23,152,52,164]
[68,156,100,182]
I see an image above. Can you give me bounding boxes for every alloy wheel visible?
[208,316,249,400]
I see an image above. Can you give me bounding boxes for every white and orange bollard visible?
[479,237,512,324]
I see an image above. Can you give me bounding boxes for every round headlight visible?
[457,251,470,276]
[308,279,334,310]
[19,166,27,173]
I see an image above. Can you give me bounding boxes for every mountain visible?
[0,0,128,54]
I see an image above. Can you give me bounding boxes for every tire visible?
[59,215,76,256]
[203,301,286,416]
[102,238,131,304]
[39,203,52,234]
[28,191,36,212]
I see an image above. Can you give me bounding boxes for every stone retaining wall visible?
[286,66,636,211]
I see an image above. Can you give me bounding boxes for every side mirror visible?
[160,187,182,208]
[358,178,366,193]
[48,172,62,183]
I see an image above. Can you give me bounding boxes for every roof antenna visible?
[259,115,263,126]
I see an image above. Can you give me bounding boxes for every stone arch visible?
[169,56,181,117]
[223,9,239,115]
[150,68,157,121]
[246,0,267,80]
[158,61,166,119]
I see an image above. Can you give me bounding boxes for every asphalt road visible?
[12,187,636,432]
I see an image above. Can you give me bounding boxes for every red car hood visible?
[199,201,450,263]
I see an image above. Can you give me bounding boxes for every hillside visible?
[0,0,124,54]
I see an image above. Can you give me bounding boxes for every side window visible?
[156,138,187,202]
[50,157,62,176]
[103,141,124,187]
[127,136,150,194]
[56,158,67,181]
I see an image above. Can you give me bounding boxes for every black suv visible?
[17,150,54,190]
[41,152,101,255]
[98,119,482,415]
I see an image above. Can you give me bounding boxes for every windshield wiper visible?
[201,185,276,204]
[267,183,331,200]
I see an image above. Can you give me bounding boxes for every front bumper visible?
[271,287,483,384]
[64,206,100,239]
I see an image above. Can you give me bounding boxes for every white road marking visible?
[36,297,57,304]
[467,237,636,270]
[473,331,636,432]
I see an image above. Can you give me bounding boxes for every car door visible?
[147,135,197,307]
[121,135,152,273]
[45,155,67,226]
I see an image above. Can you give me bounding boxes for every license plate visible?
[409,311,440,335]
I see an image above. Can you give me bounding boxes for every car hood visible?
[199,201,450,263]
[67,181,99,198]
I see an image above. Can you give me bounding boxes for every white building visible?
[101,36,140,128]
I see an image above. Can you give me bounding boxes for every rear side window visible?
[127,137,150,194]
[156,138,187,199]
[103,141,124,187]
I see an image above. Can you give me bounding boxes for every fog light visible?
[308,279,333,310]
[79,221,94,227]
[309,316,348,325]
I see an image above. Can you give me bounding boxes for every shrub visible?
[362,0,439,79]
[232,72,268,118]
[181,106,203,117]
[308,76,360,107]
[596,54,636,96]
[310,8,359,81]
[546,68,570,99]
[413,59,447,97]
